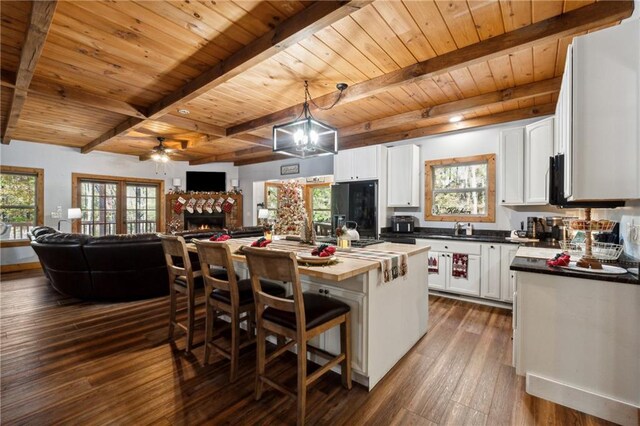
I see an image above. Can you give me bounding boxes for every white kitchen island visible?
[191,239,431,390]
[511,254,640,426]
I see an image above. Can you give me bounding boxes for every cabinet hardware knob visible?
[491,245,495,249]
[445,246,448,249]
[502,200,505,202]
[325,290,330,295]
[318,289,323,293]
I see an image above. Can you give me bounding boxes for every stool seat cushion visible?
[175,268,232,288]
[263,293,350,331]
[211,279,285,305]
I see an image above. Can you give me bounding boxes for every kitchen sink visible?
[420,234,497,241]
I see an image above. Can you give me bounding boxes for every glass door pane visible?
[80,181,118,236]
[125,184,158,234]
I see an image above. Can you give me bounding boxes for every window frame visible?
[0,166,44,247]
[264,182,282,221]
[424,154,496,223]
[304,182,331,224]
[72,173,164,235]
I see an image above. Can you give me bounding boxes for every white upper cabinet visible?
[500,118,552,206]
[387,145,420,207]
[499,128,525,205]
[524,117,553,204]
[560,20,640,201]
[334,146,381,182]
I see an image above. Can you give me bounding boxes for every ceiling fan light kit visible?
[151,137,171,162]
[273,81,347,159]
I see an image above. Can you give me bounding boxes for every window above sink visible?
[425,154,496,223]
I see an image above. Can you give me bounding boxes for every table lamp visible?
[58,208,82,231]
[258,208,271,238]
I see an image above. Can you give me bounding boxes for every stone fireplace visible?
[165,192,243,233]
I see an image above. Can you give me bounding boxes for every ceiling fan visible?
[150,137,174,162]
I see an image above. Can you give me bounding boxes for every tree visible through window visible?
[0,166,44,241]
[311,186,331,222]
[425,154,496,223]
[74,174,163,236]
[126,184,158,233]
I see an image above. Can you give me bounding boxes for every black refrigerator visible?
[331,180,378,239]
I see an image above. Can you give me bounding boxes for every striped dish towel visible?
[336,249,409,283]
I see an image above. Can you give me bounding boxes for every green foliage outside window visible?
[431,163,487,216]
[311,186,331,222]
[0,173,37,224]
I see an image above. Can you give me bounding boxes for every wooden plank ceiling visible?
[0,0,633,165]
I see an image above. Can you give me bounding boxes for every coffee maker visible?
[546,216,566,242]
[526,217,547,239]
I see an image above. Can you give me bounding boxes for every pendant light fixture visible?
[273,81,347,158]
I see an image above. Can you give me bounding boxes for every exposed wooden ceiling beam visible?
[234,154,294,166]
[228,103,556,166]
[340,103,556,149]
[1,1,58,144]
[339,77,561,137]
[188,78,560,165]
[189,144,273,165]
[226,1,632,137]
[80,117,145,153]
[80,0,372,154]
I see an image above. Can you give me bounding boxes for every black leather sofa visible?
[30,227,221,301]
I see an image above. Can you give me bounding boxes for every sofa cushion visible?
[35,232,90,245]
[85,233,161,244]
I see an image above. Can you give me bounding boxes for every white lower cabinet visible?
[427,239,517,304]
[500,245,519,302]
[426,248,480,296]
[301,280,366,374]
[481,244,501,299]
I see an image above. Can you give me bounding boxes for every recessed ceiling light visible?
[177,108,190,115]
[449,115,463,123]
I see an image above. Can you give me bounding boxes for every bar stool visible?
[158,234,231,352]
[243,247,352,425]
[193,240,285,381]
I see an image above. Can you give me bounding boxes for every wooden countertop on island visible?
[187,239,430,282]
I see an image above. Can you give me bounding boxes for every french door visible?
[73,173,164,236]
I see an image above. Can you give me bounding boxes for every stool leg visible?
[255,320,266,400]
[186,291,195,352]
[340,313,352,390]
[297,339,307,426]
[203,302,213,365]
[230,311,239,382]
[168,289,177,341]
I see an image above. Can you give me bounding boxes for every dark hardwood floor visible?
[0,271,615,425]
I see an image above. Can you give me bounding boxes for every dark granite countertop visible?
[510,256,639,285]
[379,227,547,245]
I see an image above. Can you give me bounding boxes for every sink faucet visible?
[454,222,462,236]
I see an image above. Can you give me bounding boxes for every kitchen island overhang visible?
[188,239,431,390]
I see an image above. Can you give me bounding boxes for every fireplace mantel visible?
[165,192,243,232]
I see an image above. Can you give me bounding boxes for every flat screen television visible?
[186,171,226,192]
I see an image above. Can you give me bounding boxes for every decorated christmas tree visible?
[274,180,307,236]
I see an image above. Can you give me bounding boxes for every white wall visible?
[0,140,238,265]
[385,117,566,230]
[238,155,333,226]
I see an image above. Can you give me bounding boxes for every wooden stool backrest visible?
[158,234,192,283]
[193,240,238,304]
[243,247,306,332]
